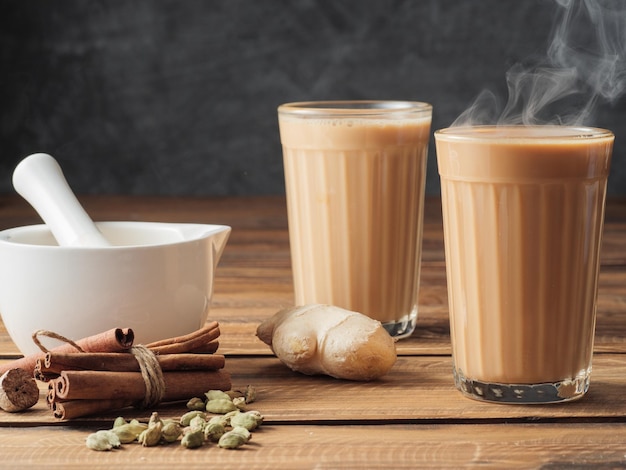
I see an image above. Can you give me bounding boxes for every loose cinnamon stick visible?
[145,321,218,348]
[184,340,220,354]
[52,369,231,402]
[52,399,133,420]
[36,352,226,380]
[146,322,220,354]
[0,328,134,376]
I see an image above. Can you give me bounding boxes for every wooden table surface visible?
[0,194,625,469]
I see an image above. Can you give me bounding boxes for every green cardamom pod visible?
[186,397,206,411]
[111,422,148,443]
[232,396,247,410]
[208,414,228,427]
[188,415,206,433]
[148,411,162,428]
[180,410,206,426]
[181,429,205,449]
[244,385,257,404]
[161,421,182,443]
[137,421,162,447]
[85,430,121,451]
[205,390,232,402]
[218,430,248,449]
[230,426,251,442]
[112,416,127,428]
[230,410,263,430]
[205,398,238,414]
[203,422,225,442]
[223,410,240,425]
[86,433,112,452]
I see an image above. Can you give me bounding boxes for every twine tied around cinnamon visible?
[32,330,85,354]
[130,345,166,408]
[32,330,166,408]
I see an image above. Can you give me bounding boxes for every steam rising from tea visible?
[453,0,626,127]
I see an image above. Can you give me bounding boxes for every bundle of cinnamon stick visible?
[4,322,231,419]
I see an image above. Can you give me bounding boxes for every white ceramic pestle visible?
[12,153,111,247]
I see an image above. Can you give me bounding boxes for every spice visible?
[204,422,225,442]
[84,385,263,451]
[180,410,205,427]
[181,429,205,449]
[86,430,122,451]
[161,421,183,443]
[205,398,238,414]
[218,427,251,449]
[0,368,40,412]
[0,328,134,377]
[186,397,205,411]
[111,422,148,443]
[230,410,263,431]
[137,421,162,447]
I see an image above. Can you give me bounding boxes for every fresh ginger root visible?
[256,304,397,381]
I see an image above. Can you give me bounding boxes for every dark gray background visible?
[1,0,624,196]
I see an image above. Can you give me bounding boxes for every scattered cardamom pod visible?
[186,397,206,411]
[232,396,247,410]
[137,421,162,447]
[205,398,238,414]
[205,390,232,401]
[113,416,127,428]
[161,421,183,443]
[148,411,162,428]
[208,414,229,427]
[188,415,207,433]
[230,426,251,442]
[180,410,206,426]
[225,385,257,404]
[243,385,257,404]
[204,421,225,442]
[111,422,148,444]
[230,410,263,431]
[85,430,121,451]
[181,429,205,449]
[218,430,248,449]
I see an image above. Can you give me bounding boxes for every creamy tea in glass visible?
[278,101,432,339]
[435,125,614,403]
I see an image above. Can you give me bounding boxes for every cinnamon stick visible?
[36,352,226,380]
[52,399,133,420]
[146,322,220,354]
[145,321,218,348]
[184,340,220,354]
[52,369,232,402]
[0,328,134,376]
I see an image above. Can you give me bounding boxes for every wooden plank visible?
[0,423,624,468]
[2,354,626,426]
[227,354,626,423]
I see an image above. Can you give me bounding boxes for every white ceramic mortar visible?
[0,221,230,355]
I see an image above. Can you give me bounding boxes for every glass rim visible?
[434,125,614,142]
[278,100,432,117]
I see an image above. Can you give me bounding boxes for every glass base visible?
[453,367,590,404]
[382,310,417,340]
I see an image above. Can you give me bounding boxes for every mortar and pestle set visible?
[0,154,230,355]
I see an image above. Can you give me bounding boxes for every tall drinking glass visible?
[435,125,614,403]
[278,101,432,339]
